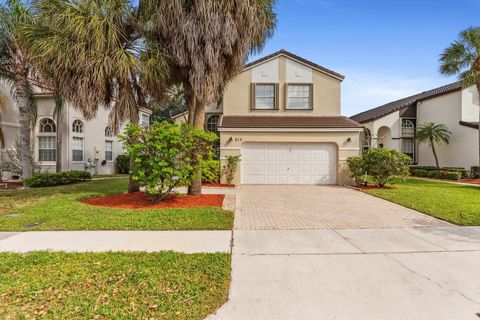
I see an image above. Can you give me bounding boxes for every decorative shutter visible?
[275,83,280,110]
[250,83,256,110]
[309,83,314,109]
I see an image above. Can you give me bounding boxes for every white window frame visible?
[72,119,84,134]
[105,140,113,162]
[286,83,313,110]
[37,118,57,163]
[140,112,150,127]
[105,126,114,137]
[72,137,84,162]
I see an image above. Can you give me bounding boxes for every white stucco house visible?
[351,82,479,169]
[0,79,151,177]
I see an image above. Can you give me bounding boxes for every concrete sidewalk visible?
[208,227,480,320]
[0,231,232,253]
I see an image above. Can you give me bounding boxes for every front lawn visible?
[364,178,480,225]
[0,178,233,231]
[0,251,230,319]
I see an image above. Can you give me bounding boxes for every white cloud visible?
[341,70,454,116]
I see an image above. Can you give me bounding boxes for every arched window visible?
[362,128,371,154]
[206,115,220,133]
[72,119,84,133]
[39,118,56,133]
[402,119,415,137]
[105,126,113,137]
[38,118,56,162]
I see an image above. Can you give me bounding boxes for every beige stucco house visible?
[173,50,363,185]
[0,79,151,177]
[351,82,479,169]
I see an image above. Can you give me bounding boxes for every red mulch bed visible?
[460,178,480,185]
[1,181,23,190]
[81,192,225,209]
[203,183,235,188]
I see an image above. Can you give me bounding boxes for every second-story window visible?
[72,119,84,133]
[141,113,150,127]
[252,83,278,110]
[286,84,313,110]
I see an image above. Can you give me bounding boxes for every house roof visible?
[350,81,463,124]
[459,121,479,129]
[244,49,345,81]
[219,116,362,129]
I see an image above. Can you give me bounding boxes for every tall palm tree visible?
[140,0,276,195]
[0,0,37,184]
[440,27,480,167]
[0,91,7,148]
[20,0,169,192]
[416,122,451,169]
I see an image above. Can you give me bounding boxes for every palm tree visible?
[440,27,480,167]
[20,0,169,192]
[416,122,451,169]
[0,91,7,148]
[140,0,276,195]
[0,0,37,184]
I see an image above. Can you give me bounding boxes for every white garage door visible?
[241,143,337,185]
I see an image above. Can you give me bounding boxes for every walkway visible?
[0,231,231,253]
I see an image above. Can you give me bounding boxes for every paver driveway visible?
[234,185,450,229]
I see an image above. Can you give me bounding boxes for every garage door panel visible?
[241,143,336,185]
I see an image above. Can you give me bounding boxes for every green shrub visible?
[362,148,412,187]
[412,169,429,177]
[115,154,130,174]
[120,122,217,201]
[202,159,220,183]
[25,170,91,188]
[346,156,367,186]
[471,166,480,178]
[445,171,462,180]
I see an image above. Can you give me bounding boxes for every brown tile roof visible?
[350,82,463,123]
[219,116,362,129]
[244,49,345,80]
[459,121,479,129]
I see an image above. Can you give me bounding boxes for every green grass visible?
[364,178,480,225]
[0,178,233,231]
[0,251,230,320]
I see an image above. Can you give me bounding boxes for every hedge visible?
[202,159,220,183]
[115,154,130,174]
[472,166,480,178]
[25,171,91,188]
[410,166,467,178]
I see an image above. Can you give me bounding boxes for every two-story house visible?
[174,50,363,185]
[351,82,479,169]
[0,79,151,178]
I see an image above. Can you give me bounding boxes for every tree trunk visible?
[16,79,33,185]
[188,100,206,196]
[128,111,140,193]
[430,139,440,169]
[185,85,196,125]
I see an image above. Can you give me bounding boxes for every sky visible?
[248,0,480,116]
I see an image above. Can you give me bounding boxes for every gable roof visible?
[219,116,361,129]
[350,81,463,123]
[244,49,345,81]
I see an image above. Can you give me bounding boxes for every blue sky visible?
[249,0,480,116]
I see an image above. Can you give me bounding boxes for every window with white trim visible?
[38,136,56,162]
[39,118,56,133]
[286,84,312,110]
[141,113,150,127]
[38,118,56,162]
[72,119,84,133]
[105,140,113,161]
[105,126,113,137]
[72,137,84,162]
[253,84,277,110]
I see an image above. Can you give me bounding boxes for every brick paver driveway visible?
[234,185,450,229]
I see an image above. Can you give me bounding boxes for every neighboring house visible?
[173,49,363,185]
[350,82,479,169]
[0,79,151,177]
